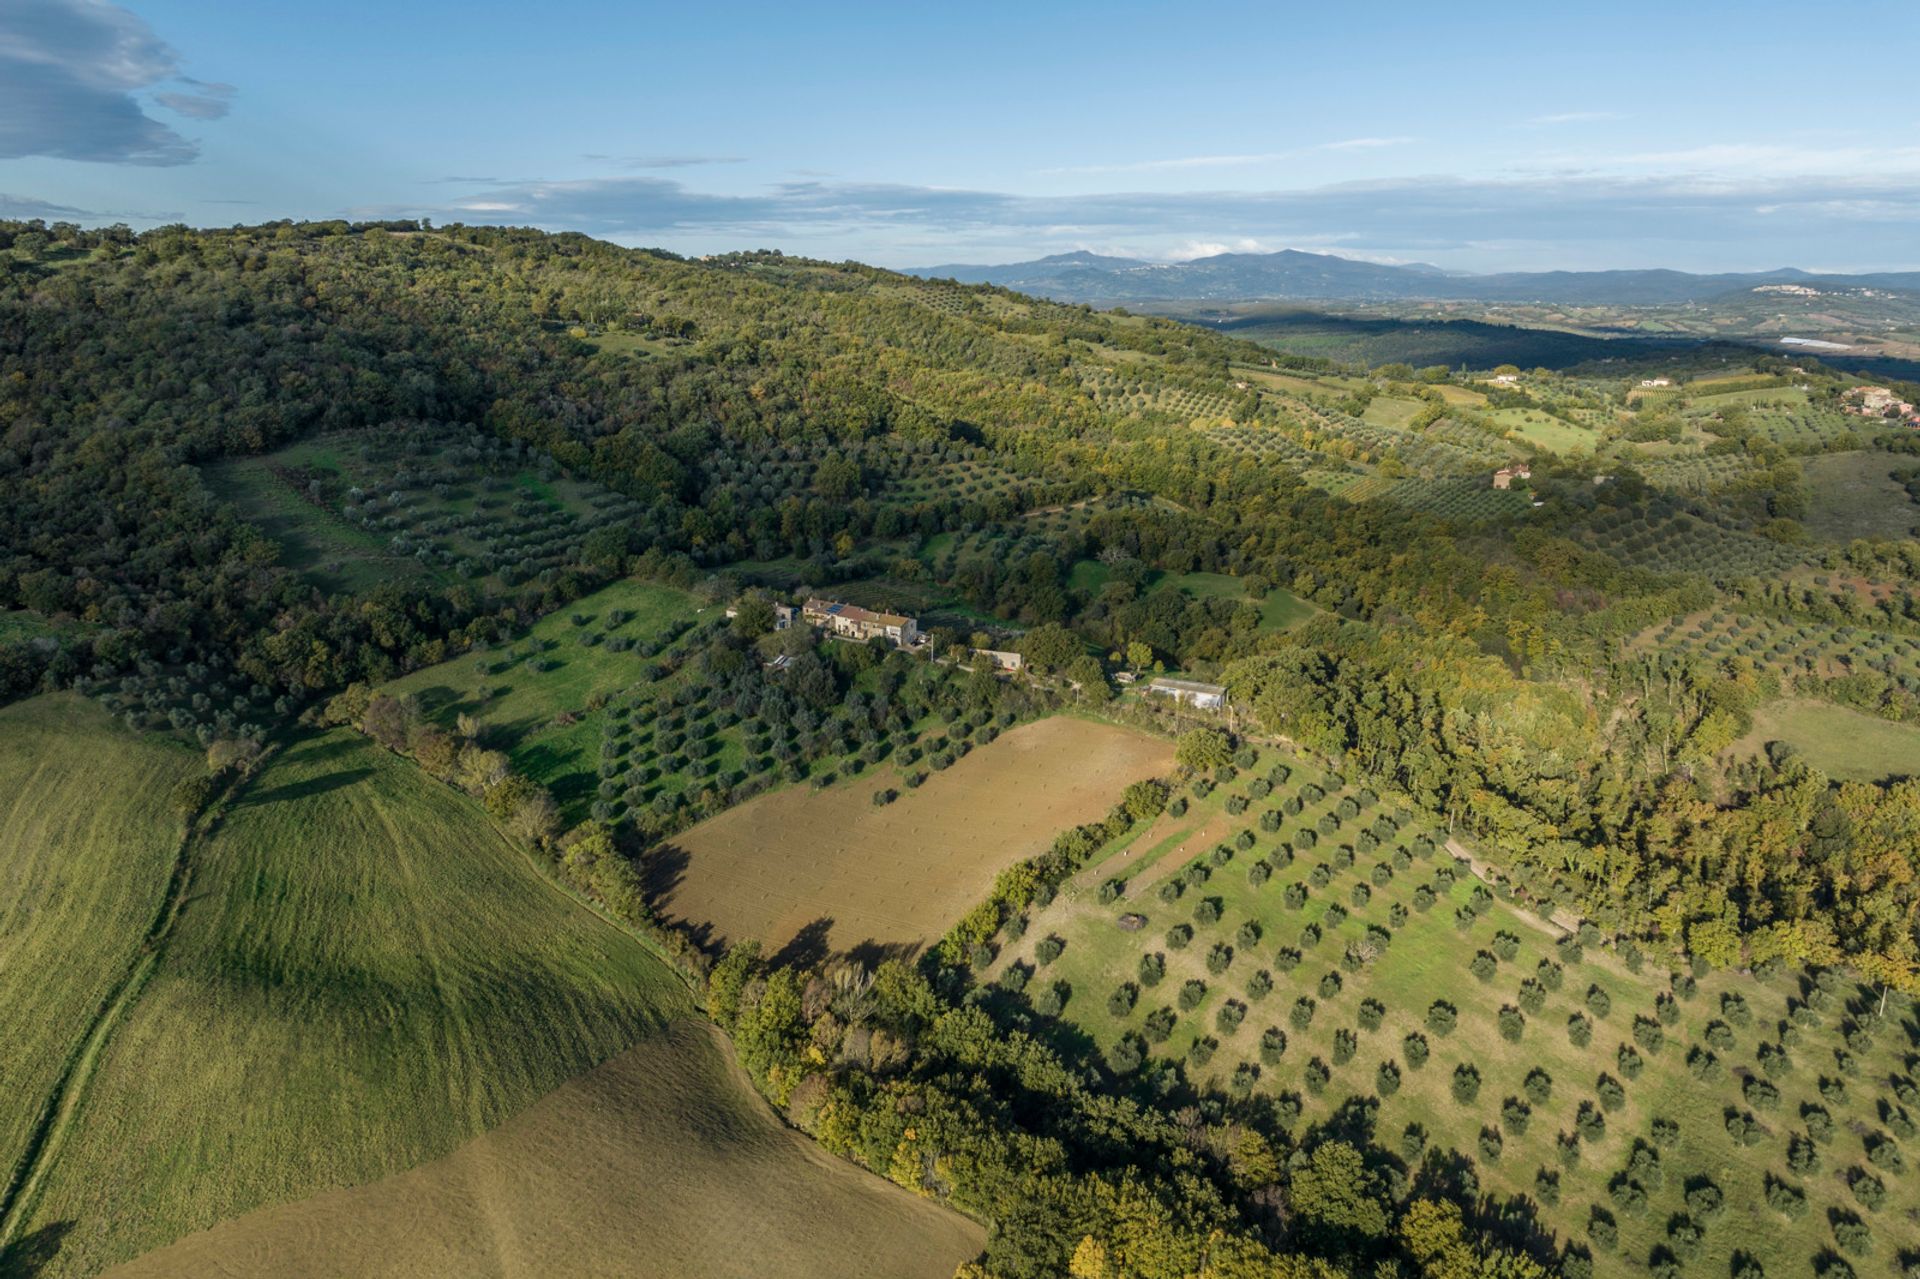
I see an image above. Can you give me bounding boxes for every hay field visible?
[0,697,196,1210]
[657,717,1173,957]
[104,1019,983,1279]
[12,730,690,1276]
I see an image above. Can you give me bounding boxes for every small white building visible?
[973,648,1024,673]
[1639,377,1673,389]
[1146,677,1227,711]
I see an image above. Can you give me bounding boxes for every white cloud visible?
[0,1,230,164]
[1318,136,1415,151]
[1527,111,1625,126]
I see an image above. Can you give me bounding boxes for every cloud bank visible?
[404,168,1920,269]
[0,0,230,164]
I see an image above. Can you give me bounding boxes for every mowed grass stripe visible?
[17,730,691,1276]
[0,697,196,1205]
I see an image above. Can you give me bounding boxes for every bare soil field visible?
[105,1019,983,1279]
[654,716,1173,958]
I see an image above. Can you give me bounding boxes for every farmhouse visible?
[973,648,1024,673]
[1490,373,1519,386]
[1146,677,1227,711]
[1491,462,1532,490]
[1639,377,1673,388]
[802,597,920,646]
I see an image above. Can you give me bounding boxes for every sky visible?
[4,0,1919,273]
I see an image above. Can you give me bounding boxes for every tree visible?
[1289,1140,1390,1243]
[1176,727,1233,773]
[1016,622,1080,673]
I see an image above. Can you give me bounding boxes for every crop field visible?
[1632,453,1764,495]
[986,743,1920,1276]
[211,424,647,595]
[1084,371,1239,421]
[1635,611,1920,686]
[14,730,691,1276]
[1800,450,1920,542]
[1491,408,1594,455]
[656,716,1172,958]
[385,579,705,819]
[206,454,432,595]
[1738,698,1920,781]
[1372,476,1534,522]
[1581,507,1804,578]
[0,697,197,1212]
[104,1020,984,1279]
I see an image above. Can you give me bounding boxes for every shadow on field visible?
[241,767,374,808]
[772,918,835,968]
[0,1221,73,1278]
[644,842,690,902]
[844,938,922,969]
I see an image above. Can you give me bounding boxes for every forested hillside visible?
[5,217,1920,1277]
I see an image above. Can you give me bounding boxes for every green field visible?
[1799,450,1920,542]
[384,579,704,818]
[0,697,197,1212]
[1491,407,1595,455]
[205,457,428,595]
[1741,698,1920,782]
[13,729,691,1275]
[989,742,1920,1275]
[1170,572,1317,630]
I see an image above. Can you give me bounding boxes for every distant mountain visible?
[905,249,1920,306]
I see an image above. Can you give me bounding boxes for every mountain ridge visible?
[906,247,1920,305]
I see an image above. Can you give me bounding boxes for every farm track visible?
[0,757,263,1250]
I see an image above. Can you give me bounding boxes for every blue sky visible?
[5,0,1919,271]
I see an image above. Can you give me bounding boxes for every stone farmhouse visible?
[801,597,920,646]
[1491,462,1532,490]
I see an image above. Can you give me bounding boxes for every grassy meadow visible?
[1740,698,1920,782]
[0,697,197,1217]
[988,741,1920,1276]
[14,729,692,1275]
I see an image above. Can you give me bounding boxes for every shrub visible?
[1035,936,1065,966]
[1478,1126,1503,1162]
[1186,1037,1217,1069]
[1303,1056,1329,1094]
[1289,997,1315,1029]
[1144,1006,1177,1042]
[1274,947,1301,972]
[1517,978,1546,1014]
[1501,1096,1531,1137]
[1108,983,1139,1017]
[1585,985,1611,1018]
[1166,923,1193,949]
[1193,898,1221,926]
[1375,1059,1401,1095]
[1451,1063,1482,1105]
[1206,943,1233,975]
[1332,1028,1357,1065]
[1358,998,1385,1030]
[1524,1068,1553,1104]
[1097,878,1124,904]
[1177,979,1207,1011]
[1236,919,1262,947]
[1470,951,1498,981]
[1849,1169,1885,1211]
[1650,1117,1679,1148]
[1137,950,1164,985]
[1033,982,1066,1017]
[1245,968,1272,1000]
[1575,1101,1606,1143]
[1259,1026,1287,1064]
[1633,1016,1664,1055]
[1107,1035,1144,1075]
[1492,930,1521,961]
[1427,1001,1457,1036]
[1318,971,1342,999]
[1216,1000,1247,1035]
[1284,883,1308,910]
[1403,1031,1429,1069]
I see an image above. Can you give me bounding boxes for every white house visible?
[1146,677,1227,711]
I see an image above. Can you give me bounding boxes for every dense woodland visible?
[5,218,1920,1277]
